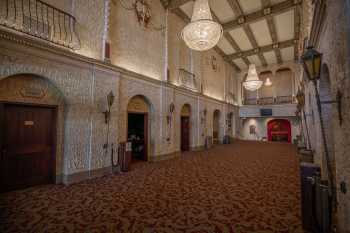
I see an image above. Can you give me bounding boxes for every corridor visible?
[0,141,302,233]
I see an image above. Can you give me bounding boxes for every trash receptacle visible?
[118,142,132,172]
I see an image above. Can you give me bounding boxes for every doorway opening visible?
[0,104,57,192]
[180,104,191,151]
[267,119,291,143]
[127,95,150,162]
[213,109,221,144]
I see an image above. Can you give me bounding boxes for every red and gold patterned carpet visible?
[0,141,303,233]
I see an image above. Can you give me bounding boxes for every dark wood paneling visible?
[0,104,56,192]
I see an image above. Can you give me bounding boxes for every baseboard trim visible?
[150,152,181,162]
[62,166,112,185]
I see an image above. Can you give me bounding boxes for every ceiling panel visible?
[270,0,287,4]
[238,0,262,14]
[210,0,236,23]
[229,27,253,50]
[247,55,262,67]
[217,37,236,55]
[280,46,294,61]
[249,19,273,46]
[179,1,194,18]
[274,10,294,41]
[233,58,248,70]
[263,51,277,65]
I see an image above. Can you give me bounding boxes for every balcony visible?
[0,0,80,50]
[243,95,295,106]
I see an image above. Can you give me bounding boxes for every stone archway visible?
[267,119,291,143]
[0,74,65,191]
[127,95,153,161]
[180,104,191,151]
[213,109,221,144]
[319,63,336,179]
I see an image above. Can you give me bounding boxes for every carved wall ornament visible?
[20,85,47,99]
[134,0,151,28]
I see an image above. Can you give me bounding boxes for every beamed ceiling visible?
[161,0,302,72]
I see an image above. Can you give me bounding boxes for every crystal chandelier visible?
[243,64,263,91]
[264,77,272,86]
[181,0,223,51]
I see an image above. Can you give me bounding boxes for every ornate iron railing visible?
[276,95,293,104]
[243,95,294,105]
[258,97,274,105]
[0,0,80,49]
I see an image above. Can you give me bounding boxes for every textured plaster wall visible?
[109,0,166,80]
[0,39,119,181]
[301,1,350,231]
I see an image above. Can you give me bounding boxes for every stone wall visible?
[301,1,350,231]
[0,32,239,184]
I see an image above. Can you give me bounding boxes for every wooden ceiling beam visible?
[266,15,283,64]
[294,4,301,61]
[222,0,302,32]
[226,0,243,16]
[225,39,298,60]
[168,0,192,10]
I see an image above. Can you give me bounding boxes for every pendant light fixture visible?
[243,64,263,91]
[264,77,272,87]
[181,0,223,51]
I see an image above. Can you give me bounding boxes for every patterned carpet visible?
[0,141,303,233]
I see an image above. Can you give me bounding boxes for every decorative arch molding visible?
[0,73,66,182]
[123,94,156,160]
[267,119,292,143]
[213,109,221,144]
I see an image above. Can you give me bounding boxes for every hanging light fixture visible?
[264,77,272,87]
[181,0,223,51]
[243,64,263,91]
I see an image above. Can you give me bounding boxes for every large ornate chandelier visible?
[243,64,263,91]
[181,0,223,51]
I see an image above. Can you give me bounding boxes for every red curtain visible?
[267,119,291,143]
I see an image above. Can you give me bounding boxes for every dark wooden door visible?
[143,114,148,161]
[181,116,190,151]
[0,104,56,192]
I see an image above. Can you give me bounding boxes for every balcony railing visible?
[243,95,295,105]
[0,0,80,49]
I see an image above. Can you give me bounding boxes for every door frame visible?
[180,116,191,151]
[0,101,58,184]
[126,111,149,161]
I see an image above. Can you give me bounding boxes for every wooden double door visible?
[181,116,190,151]
[0,104,56,192]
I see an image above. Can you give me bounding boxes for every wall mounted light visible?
[301,46,339,211]
[103,91,115,124]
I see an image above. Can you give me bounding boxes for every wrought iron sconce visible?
[103,91,115,124]
[201,108,207,124]
[166,103,175,125]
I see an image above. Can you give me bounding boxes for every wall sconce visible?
[102,91,115,124]
[166,103,175,125]
[201,108,207,124]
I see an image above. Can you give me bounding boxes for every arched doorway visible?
[0,74,64,192]
[267,119,291,143]
[213,109,221,144]
[180,104,191,151]
[127,95,151,161]
[227,112,234,137]
[319,63,336,179]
